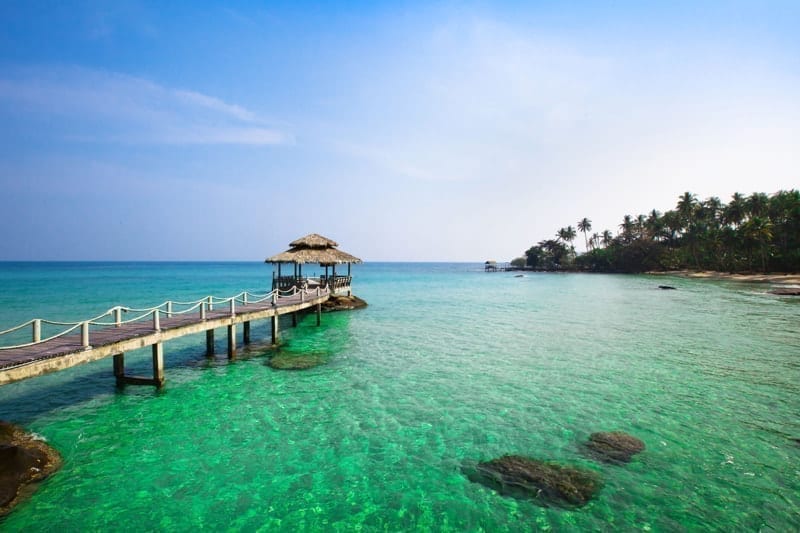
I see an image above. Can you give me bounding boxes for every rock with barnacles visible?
[584,431,645,464]
[467,455,602,508]
[0,421,62,516]
[268,353,326,370]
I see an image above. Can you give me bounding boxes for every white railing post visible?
[208,296,213,311]
[301,289,305,303]
[153,309,160,331]
[230,298,235,317]
[166,301,173,318]
[32,319,41,343]
[200,302,206,320]
[243,293,248,306]
[316,287,320,297]
[114,307,122,327]
[272,291,278,305]
[81,322,90,348]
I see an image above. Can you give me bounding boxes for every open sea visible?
[0,262,798,531]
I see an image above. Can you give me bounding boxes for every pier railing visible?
[0,286,333,351]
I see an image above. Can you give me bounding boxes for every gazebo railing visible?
[321,275,352,291]
[272,275,352,292]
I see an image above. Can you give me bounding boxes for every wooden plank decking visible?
[0,289,331,386]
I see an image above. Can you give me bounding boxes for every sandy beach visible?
[647,270,800,285]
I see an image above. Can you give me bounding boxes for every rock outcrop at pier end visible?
[321,294,368,312]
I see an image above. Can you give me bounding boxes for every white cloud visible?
[0,66,288,145]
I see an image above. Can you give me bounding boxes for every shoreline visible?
[646,270,800,285]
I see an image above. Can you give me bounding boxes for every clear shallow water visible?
[0,262,798,531]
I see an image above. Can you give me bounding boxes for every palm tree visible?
[677,191,697,230]
[677,192,700,267]
[557,226,577,245]
[741,216,773,272]
[724,192,746,227]
[601,230,613,248]
[564,225,577,248]
[645,209,663,241]
[577,218,592,251]
[619,215,634,243]
[636,214,647,239]
[746,192,770,219]
[590,232,600,250]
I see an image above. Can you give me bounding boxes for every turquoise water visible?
[0,262,798,531]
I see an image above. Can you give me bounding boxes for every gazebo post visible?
[347,262,352,296]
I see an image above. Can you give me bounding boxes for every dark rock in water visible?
[791,437,800,447]
[468,455,602,508]
[584,431,645,464]
[0,421,62,517]
[770,288,800,296]
[321,294,368,312]
[268,353,326,370]
[658,285,677,290]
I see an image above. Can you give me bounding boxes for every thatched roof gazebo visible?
[266,233,362,294]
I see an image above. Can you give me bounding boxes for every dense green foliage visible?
[522,190,800,273]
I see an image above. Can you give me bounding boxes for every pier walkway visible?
[0,286,333,387]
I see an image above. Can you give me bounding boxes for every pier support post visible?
[206,329,215,356]
[152,343,164,387]
[292,312,297,327]
[113,353,125,385]
[243,321,251,344]
[227,324,236,359]
[316,303,321,326]
[271,315,279,345]
[81,322,90,349]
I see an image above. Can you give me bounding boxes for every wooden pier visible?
[0,286,334,388]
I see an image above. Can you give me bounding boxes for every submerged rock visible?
[770,288,800,296]
[468,455,602,508]
[321,295,368,312]
[268,353,326,370]
[0,421,62,517]
[658,285,677,290]
[584,431,645,464]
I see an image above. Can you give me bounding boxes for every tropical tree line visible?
[517,190,800,273]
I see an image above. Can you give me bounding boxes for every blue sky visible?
[1,1,798,261]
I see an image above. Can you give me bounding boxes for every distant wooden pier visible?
[484,260,515,272]
[0,286,334,388]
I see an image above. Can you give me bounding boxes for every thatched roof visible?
[266,233,362,265]
[290,233,338,248]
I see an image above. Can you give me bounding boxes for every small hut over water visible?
[266,233,362,295]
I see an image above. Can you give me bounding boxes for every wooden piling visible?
[271,315,279,345]
[316,303,321,326]
[227,324,236,359]
[206,329,215,356]
[152,343,164,386]
[292,312,297,327]
[113,353,124,385]
[243,321,251,344]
